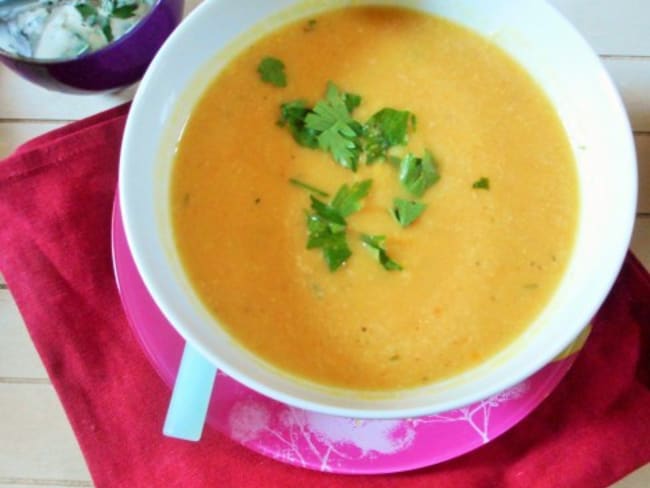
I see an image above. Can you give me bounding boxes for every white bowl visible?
[119,0,637,419]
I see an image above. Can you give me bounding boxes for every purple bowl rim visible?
[0,0,170,65]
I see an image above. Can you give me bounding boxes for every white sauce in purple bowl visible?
[0,0,154,59]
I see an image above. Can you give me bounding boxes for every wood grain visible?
[0,291,48,380]
[549,0,650,56]
[0,385,91,482]
[638,134,650,213]
[0,123,64,159]
[631,216,650,266]
[603,58,650,132]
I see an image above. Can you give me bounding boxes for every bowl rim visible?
[119,0,638,419]
[0,0,169,64]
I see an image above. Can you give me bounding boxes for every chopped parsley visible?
[102,21,113,42]
[392,198,426,227]
[305,82,363,171]
[331,179,373,217]
[472,177,490,190]
[111,4,138,19]
[363,108,414,163]
[399,150,440,197]
[274,78,446,273]
[305,180,373,271]
[258,57,287,87]
[361,234,403,271]
[278,101,319,148]
[75,3,98,20]
[289,178,329,197]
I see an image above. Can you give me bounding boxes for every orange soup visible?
[171,6,579,391]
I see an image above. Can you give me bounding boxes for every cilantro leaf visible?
[399,150,440,197]
[392,198,426,227]
[111,4,138,19]
[305,82,363,171]
[258,57,287,87]
[75,3,98,20]
[361,234,403,271]
[363,108,413,163]
[331,179,373,217]
[278,101,319,148]
[472,177,490,190]
[289,178,329,197]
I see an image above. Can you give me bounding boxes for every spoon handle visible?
[163,343,217,441]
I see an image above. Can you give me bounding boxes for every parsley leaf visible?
[303,180,373,271]
[258,57,287,87]
[305,82,363,171]
[399,150,440,197]
[307,197,349,271]
[289,178,329,197]
[102,20,113,42]
[344,92,362,112]
[363,108,413,163]
[111,4,138,19]
[472,177,490,190]
[331,179,373,217]
[310,197,346,228]
[392,198,426,227]
[278,101,319,148]
[75,3,98,20]
[361,234,403,271]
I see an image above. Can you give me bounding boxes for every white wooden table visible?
[0,1,648,486]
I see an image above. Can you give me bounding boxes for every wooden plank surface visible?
[603,58,650,132]
[0,0,648,486]
[0,384,91,483]
[549,0,650,56]
[0,292,48,380]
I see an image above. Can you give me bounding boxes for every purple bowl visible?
[0,0,185,93]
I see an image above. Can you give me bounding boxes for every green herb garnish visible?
[399,150,440,197]
[304,180,372,271]
[279,101,319,148]
[102,21,113,42]
[331,179,373,217]
[392,198,426,227]
[472,177,490,190]
[289,178,329,197]
[361,234,403,271]
[258,57,287,87]
[111,4,138,19]
[363,108,413,163]
[75,3,98,20]
[305,82,363,171]
[306,198,349,271]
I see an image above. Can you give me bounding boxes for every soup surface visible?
[171,6,578,391]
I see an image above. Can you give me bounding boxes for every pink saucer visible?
[112,199,580,474]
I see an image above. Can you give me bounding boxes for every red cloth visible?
[0,104,648,488]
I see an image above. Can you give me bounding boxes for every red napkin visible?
[0,105,648,488]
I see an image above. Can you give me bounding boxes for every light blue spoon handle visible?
[163,343,217,441]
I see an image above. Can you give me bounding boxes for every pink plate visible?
[112,198,580,474]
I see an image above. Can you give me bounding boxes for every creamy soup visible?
[171,6,579,391]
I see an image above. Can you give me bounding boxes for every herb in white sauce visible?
[0,0,154,59]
